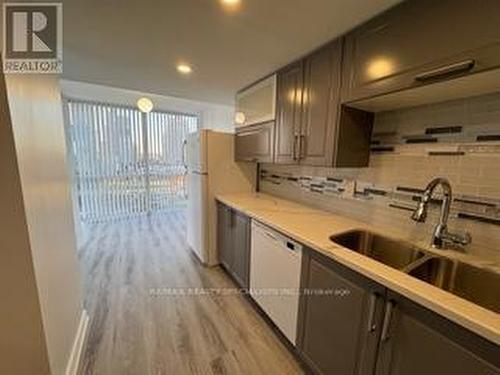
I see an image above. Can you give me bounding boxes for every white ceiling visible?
[62,0,401,105]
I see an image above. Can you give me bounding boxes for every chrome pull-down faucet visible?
[411,177,471,249]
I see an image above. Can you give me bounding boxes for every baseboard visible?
[65,309,89,375]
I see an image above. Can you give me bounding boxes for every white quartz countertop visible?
[215,192,500,345]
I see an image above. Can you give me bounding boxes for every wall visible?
[5,73,85,375]
[260,92,500,263]
[60,80,235,132]
[0,62,51,375]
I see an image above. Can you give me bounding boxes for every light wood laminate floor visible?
[78,209,303,374]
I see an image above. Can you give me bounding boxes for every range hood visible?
[346,67,500,112]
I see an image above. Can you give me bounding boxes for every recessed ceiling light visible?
[220,0,241,10]
[177,63,193,75]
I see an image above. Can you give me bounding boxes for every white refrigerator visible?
[186,129,256,266]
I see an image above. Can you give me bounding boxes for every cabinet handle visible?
[366,293,379,333]
[293,134,299,160]
[415,59,475,82]
[230,209,235,228]
[380,300,394,342]
[299,134,306,160]
[182,139,188,170]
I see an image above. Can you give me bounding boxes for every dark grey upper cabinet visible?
[216,202,251,289]
[300,41,341,166]
[275,61,304,164]
[375,291,500,375]
[235,121,275,163]
[297,248,386,375]
[342,0,500,102]
[274,41,373,168]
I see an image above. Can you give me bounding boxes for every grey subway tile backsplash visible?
[454,198,497,208]
[371,92,500,149]
[389,203,416,212]
[457,213,500,226]
[258,92,500,261]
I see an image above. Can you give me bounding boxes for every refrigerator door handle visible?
[182,139,188,171]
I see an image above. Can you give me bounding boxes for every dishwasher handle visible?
[258,227,281,243]
[252,222,302,252]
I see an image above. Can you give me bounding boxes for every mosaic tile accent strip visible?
[404,136,438,144]
[428,151,465,156]
[370,146,395,153]
[425,126,463,135]
[259,170,500,226]
[477,135,500,142]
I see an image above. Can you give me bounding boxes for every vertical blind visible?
[65,99,198,223]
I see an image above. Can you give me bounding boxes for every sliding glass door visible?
[65,99,198,223]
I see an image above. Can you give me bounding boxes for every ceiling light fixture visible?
[234,111,246,125]
[220,0,241,11]
[137,97,154,113]
[177,63,193,75]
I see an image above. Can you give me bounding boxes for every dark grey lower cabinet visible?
[297,248,386,375]
[375,291,500,375]
[217,203,233,271]
[216,202,250,289]
[298,248,500,375]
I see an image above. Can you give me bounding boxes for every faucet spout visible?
[411,177,471,249]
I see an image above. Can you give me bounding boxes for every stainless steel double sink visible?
[330,230,500,314]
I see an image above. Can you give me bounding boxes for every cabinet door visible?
[231,211,250,289]
[217,203,233,271]
[297,249,386,375]
[300,41,341,166]
[376,291,500,375]
[234,121,275,163]
[235,75,276,127]
[343,0,500,102]
[275,61,304,164]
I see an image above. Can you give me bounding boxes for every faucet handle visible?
[441,230,472,247]
[411,202,427,222]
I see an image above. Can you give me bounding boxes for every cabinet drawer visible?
[235,121,275,163]
[342,0,500,102]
